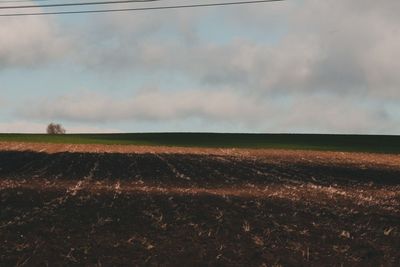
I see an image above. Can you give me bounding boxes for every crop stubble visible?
[0,142,399,266]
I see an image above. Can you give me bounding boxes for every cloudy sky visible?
[0,0,399,133]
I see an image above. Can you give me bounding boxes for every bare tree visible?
[46,123,66,134]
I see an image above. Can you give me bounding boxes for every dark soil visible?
[0,144,399,266]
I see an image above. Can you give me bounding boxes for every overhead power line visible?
[0,0,106,2]
[0,0,160,9]
[0,0,65,3]
[0,0,283,17]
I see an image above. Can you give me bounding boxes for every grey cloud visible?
[3,0,399,100]
[3,0,400,133]
[67,0,400,100]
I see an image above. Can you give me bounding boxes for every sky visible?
[0,0,399,134]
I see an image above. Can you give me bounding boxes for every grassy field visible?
[0,133,400,154]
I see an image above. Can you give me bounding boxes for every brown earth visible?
[0,142,399,266]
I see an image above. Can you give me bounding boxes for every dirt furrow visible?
[1,142,400,266]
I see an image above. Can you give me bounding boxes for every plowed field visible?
[1,143,399,266]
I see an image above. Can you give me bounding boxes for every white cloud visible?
[0,13,70,68]
[16,88,398,134]
[2,0,400,133]
[18,88,267,123]
[0,120,118,133]
[0,121,45,133]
